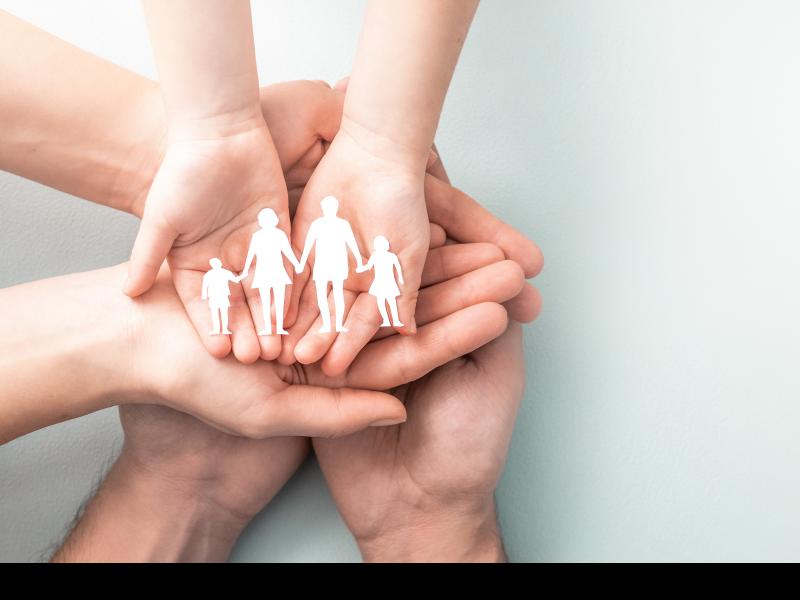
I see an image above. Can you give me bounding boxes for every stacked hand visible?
[0,5,546,563]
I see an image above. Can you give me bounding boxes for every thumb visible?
[258,385,406,438]
[123,215,177,297]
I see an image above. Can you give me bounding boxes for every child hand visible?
[123,120,288,363]
[291,127,429,361]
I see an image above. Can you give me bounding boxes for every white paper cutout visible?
[356,235,404,327]
[202,258,238,335]
[239,208,300,335]
[202,198,407,336]
[297,196,364,333]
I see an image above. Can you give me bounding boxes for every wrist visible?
[53,450,246,562]
[166,103,267,143]
[109,84,167,218]
[338,113,430,174]
[357,498,506,563]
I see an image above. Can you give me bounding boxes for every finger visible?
[227,281,262,364]
[324,248,519,375]
[327,259,525,373]
[279,276,320,365]
[425,174,544,278]
[503,283,543,324]
[429,222,447,249]
[346,302,509,390]
[394,241,428,335]
[415,260,524,329]
[334,75,350,92]
[426,142,450,184]
[248,385,406,438]
[293,288,359,365]
[123,216,177,297]
[321,293,382,376]
[240,274,284,362]
[420,242,504,287]
[171,267,232,359]
[372,258,524,342]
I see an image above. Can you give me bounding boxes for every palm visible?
[152,126,287,363]
[313,325,525,541]
[290,129,430,359]
[134,81,344,363]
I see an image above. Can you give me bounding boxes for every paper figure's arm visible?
[356,255,375,274]
[344,224,365,269]
[279,231,302,272]
[0,10,163,216]
[393,254,405,286]
[297,223,318,273]
[0,266,145,445]
[201,273,210,300]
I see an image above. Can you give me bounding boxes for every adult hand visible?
[127,232,528,438]
[53,405,308,562]
[313,321,531,562]
[286,108,543,375]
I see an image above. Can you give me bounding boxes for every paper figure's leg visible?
[221,306,232,334]
[316,279,331,333]
[258,288,272,336]
[376,296,391,327]
[210,305,221,335]
[274,285,288,335]
[387,296,404,327]
[333,280,348,333]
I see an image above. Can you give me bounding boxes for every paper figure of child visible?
[297,196,364,333]
[239,208,300,335]
[202,258,239,335]
[356,235,404,328]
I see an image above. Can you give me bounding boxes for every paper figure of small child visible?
[356,235,404,327]
[201,258,239,335]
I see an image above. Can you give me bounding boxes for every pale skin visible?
[48,307,534,563]
[0,256,527,562]
[51,329,533,563]
[0,10,546,563]
[290,0,481,361]
[0,10,543,365]
[129,0,289,362]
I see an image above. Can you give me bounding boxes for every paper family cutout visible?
[202,196,404,336]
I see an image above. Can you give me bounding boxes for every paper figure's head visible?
[373,235,390,251]
[257,207,279,228]
[320,195,339,217]
[209,258,222,269]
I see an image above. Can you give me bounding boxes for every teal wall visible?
[2,1,799,562]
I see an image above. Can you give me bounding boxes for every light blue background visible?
[1,0,799,562]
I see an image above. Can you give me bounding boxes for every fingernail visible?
[370,416,406,427]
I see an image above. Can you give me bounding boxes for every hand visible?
[285,139,543,377]
[314,321,532,562]
[126,231,529,438]
[53,405,308,562]
[124,80,346,364]
[121,403,309,530]
[290,124,431,350]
